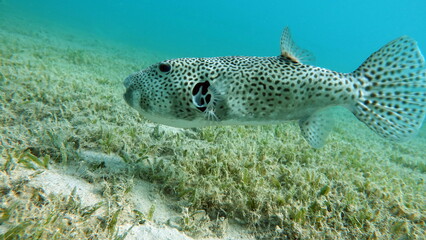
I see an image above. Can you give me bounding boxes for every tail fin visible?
[351,36,426,141]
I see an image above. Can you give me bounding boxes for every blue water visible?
[5,0,426,72]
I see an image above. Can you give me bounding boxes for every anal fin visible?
[299,110,334,148]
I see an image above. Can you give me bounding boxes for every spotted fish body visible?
[124,28,426,148]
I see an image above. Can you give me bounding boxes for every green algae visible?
[0,13,425,240]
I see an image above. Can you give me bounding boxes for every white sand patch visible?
[119,223,193,240]
[130,179,181,223]
[30,168,101,206]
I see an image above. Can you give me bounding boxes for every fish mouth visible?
[123,75,135,107]
[123,88,133,107]
[123,75,133,88]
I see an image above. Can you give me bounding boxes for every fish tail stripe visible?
[352,36,426,140]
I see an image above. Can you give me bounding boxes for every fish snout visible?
[123,75,135,107]
[123,75,133,88]
[123,88,133,107]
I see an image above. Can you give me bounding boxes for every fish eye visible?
[158,62,171,73]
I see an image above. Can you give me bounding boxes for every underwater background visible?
[7,0,426,71]
[0,0,425,239]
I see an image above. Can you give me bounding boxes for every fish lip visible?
[123,88,133,107]
[123,75,134,107]
[123,75,133,88]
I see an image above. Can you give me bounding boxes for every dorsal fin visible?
[280,27,314,63]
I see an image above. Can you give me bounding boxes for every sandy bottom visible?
[0,151,253,240]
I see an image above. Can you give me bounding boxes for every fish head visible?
[123,58,221,128]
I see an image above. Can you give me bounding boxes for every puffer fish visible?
[123,28,426,148]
